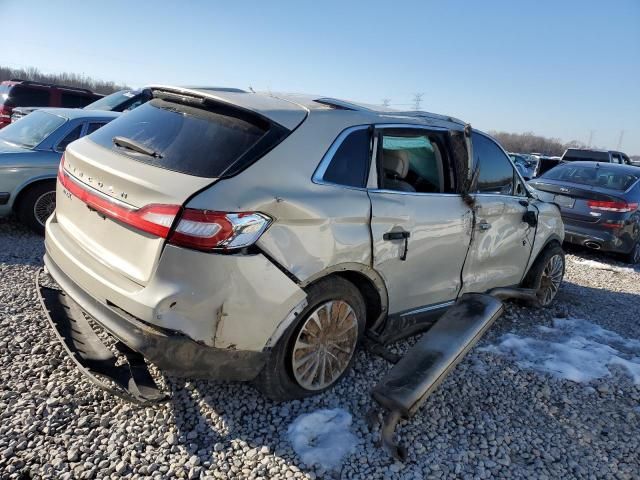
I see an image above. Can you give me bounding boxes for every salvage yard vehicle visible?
[0,108,119,232]
[561,148,632,165]
[0,79,102,128]
[37,87,565,458]
[528,161,640,263]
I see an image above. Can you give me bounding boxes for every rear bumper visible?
[563,222,634,253]
[43,252,267,380]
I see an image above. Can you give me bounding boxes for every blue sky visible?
[4,0,639,153]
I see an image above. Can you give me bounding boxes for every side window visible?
[472,132,515,195]
[379,130,448,193]
[611,153,622,164]
[86,122,107,135]
[320,128,371,188]
[60,93,93,108]
[55,125,83,152]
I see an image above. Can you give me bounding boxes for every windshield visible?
[0,110,66,149]
[84,90,136,111]
[541,164,639,191]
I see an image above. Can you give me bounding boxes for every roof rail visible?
[186,86,248,93]
[8,78,94,94]
[314,97,375,111]
[389,110,466,126]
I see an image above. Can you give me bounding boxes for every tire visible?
[522,243,565,308]
[15,182,56,235]
[254,276,366,401]
[624,241,640,265]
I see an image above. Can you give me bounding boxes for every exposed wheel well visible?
[305,271,385,330]
[12,178,56,212]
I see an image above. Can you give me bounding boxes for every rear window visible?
[0,110,66,149]
[89,97,281,178]
[562,149,609,162]
[1,85,50,108]
[542,165,639,191]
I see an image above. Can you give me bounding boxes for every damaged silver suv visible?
[39,87,565,410]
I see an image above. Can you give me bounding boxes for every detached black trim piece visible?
[42,254,268,383]
[0,192,9,205]
[37,275,167,404]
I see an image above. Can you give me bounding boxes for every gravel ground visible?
[1,216,639,479]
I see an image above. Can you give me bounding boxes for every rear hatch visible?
[55,88,304,285]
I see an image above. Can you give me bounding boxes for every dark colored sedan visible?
[528,161,640,263]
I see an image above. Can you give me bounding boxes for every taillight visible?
[57,155,271,250]
[0,105,12,122]
[587,200,638,213]
[169,210,272,251]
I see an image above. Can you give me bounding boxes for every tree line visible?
[0,66,128,95]
[488,131,588,156]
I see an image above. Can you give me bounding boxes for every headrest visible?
[383,149,409,178]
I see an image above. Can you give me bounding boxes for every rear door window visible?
[86,122,107,135]
[60,92,92,108]
[319,127,371,188]
[472,132,515,195]
[89,97,280,178]
[55,125,83,152]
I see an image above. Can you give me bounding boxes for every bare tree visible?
[0,65,128,94]
[489,131,588,156]
[381,98,391,108]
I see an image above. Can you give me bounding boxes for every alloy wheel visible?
[538,254,564,306]
[33,191,56,227]
[291,300,359,391]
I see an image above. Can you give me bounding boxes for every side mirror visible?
[523,210,537,227]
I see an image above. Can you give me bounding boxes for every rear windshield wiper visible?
[113,136,163,158]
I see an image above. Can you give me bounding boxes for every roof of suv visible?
[150,85,467,131]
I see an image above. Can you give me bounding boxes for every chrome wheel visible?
[291,300,359,391]
[33,191,56,227]
[538,254,564,306]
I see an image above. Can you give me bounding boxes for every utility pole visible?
[412,93,424,111]
[617,130,624,150]
[587,130,594,147]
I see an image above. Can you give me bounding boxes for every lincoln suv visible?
[40,86,565,401]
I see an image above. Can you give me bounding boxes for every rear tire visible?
[522,243,565,308]
[15,182,56,235]
[624,241,640,265]
[253,277,366,402]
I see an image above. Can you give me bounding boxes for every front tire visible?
[254,277,366,401]
[16,182,56,235]
[522,243,565,307]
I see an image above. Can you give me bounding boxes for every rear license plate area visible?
[554,194,575,208]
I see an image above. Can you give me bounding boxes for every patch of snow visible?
[481,318,640,384]
[570,258,635,274]
[287,408,358,470]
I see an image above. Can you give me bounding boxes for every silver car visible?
[40,86,565,402]
[0,108,120,232]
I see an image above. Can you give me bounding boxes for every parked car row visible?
[0,81,154,232]
[0,79,102,128]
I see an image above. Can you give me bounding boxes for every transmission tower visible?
[412,93,424,111]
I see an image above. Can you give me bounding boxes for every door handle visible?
[383,230,410,261]
[478,221,492,231]
[383,231,410,241]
